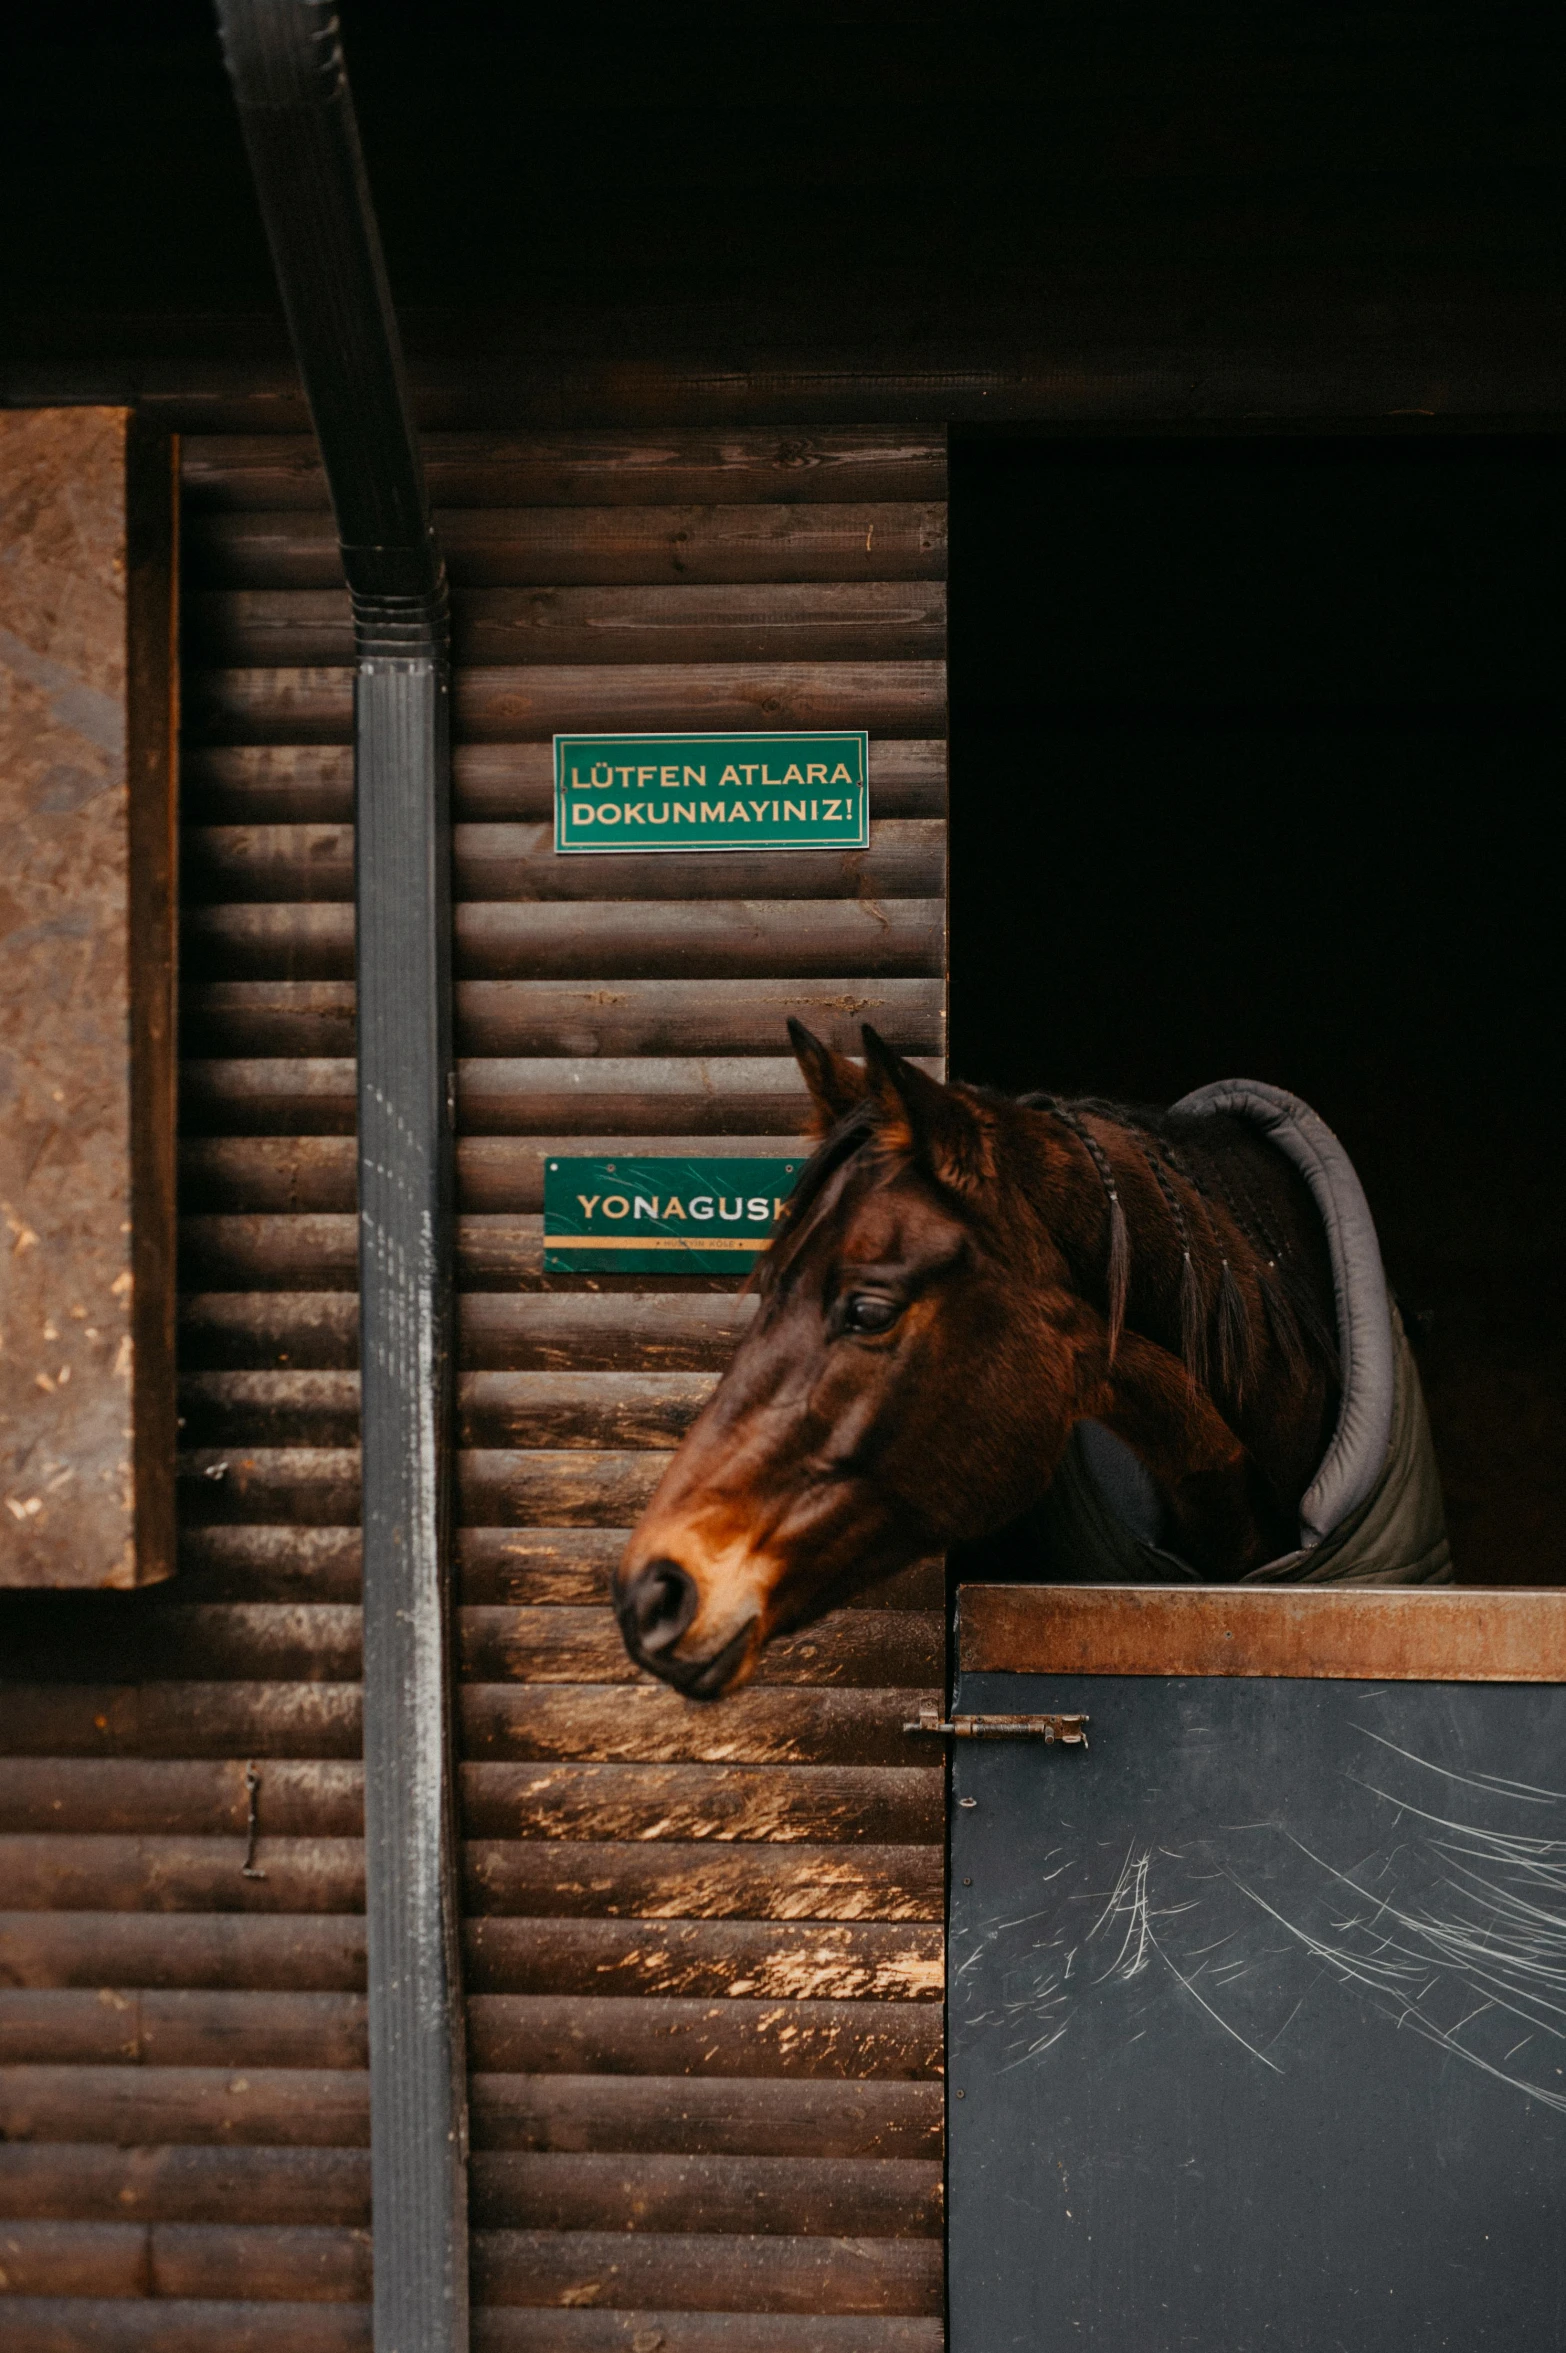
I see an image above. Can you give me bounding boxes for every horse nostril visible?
[622,1558,699,1656]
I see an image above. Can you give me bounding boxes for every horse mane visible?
[761,1076,1339,1418]
[1019,1089,1340,1411]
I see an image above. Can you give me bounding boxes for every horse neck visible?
[1007,1098,1341,1561]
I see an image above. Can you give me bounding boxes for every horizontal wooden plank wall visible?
[0,426,948,2350]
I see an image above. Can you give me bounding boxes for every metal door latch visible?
[904,1699,1089,1748]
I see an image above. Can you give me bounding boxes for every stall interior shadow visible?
[949,432,1565,1590]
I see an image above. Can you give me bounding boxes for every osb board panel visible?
[0,407,176,1587]
[961,1582,1566,1682]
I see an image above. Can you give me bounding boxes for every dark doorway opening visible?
[950,431,1566,1585]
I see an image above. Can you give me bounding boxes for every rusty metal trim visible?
[959,1584,1566,1683]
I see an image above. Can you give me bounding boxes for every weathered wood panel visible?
[177,1197,913,1291]
[458,1762,943,1846]
[182,977,944,1060]
[143,326,1556,433]
[185,581,946,667]
[0,2218,939,2310]
[184,736,948,824]
[0,2221,371,2300]
[179,1137,359,1212]
[179,430,949,511]
[468,2153,942,2236]
[456,1296,756,1373]
[0,2302,944,2351]
[177,1372,362,1447]
[175,1289,764,1371]
[0,1758,940,1847]
[0,422,946,2343]
[0,1682,363,1758]
[451,1538,943,1614]
[0,1837,365,1914]
[182,817,944,902]
[0,2073,943,2159]
[176,1292,359,1369]
[185,503,947,590]
[186,661,946,744]
[962,1578,1566,1681]
[0,1763,362,1838]
[184,896,945,982]
[461,1844,943,1924]
[0,2141,370,2214]
[433,424,947,2337]
[184,1055,930,1139]
[465,1995,942,2080]
[0,1674,940,1769]
[0,1913,365,1988]
[0,1597,933,1693]
[466,2074,943,2158]
[0,1989,363,2066]
[182,1134,814,1216]
[0,2302,369,2353]
[461,1918,942,2002]
[0,1600,364,1682]
[460,1607,941,1689]
[472,2320,943,2352]
[181,1217,359,1288]
[0,2141,941,2240]
[459,1685,943,1769]
[471,2230,940,2314]
[175,1369,718,1450]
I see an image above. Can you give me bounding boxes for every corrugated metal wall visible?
[1,426,948,2347]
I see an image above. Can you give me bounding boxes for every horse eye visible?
[842,1293,900,1335]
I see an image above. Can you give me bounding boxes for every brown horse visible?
[615,1024,1344,1699]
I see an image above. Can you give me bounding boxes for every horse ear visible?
[788,1017,869,1137]
[860,1025,991,1191]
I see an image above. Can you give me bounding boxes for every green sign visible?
[554,731,869,855]
[544,1155,803,1274]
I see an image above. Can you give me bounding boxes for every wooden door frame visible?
[961,1582,1566,1683]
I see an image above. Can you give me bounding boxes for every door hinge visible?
[904,1700,1089,1748]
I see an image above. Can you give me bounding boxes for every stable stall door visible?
[947,1584,1566,2350]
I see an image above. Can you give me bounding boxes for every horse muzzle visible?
[614,1556,760,1700]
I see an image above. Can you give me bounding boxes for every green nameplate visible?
[544,1156,803,1274]
[554,730,869,855]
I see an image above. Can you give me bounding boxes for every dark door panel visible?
[950,1648,1566,2349]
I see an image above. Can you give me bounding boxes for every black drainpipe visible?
[213,7,467,2348]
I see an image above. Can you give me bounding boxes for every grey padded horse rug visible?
[1037,1080,1454,1587]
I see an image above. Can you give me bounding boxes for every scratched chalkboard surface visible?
[949,1671,1566,2350]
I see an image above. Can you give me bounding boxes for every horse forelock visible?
[756,1092,1002,1310]
[761,1083,1061,1312]
[755,1100,891,1308]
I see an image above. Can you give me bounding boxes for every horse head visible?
[613,1025,1103,1699]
